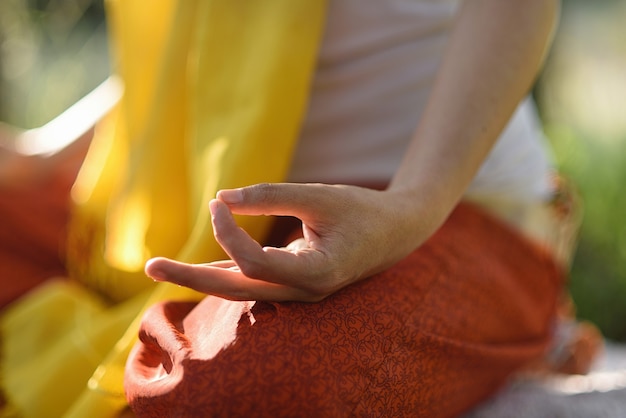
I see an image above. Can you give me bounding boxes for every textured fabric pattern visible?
[125,202,563,418]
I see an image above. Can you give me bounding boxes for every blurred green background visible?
[0,0,108,127]
[1,0,625,340]
[536,0,626,341]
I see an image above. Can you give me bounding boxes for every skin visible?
[1,0,558,302]
[145,0,561,302]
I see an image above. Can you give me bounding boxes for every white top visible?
[288,0,554,207]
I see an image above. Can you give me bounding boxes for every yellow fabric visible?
[1,1,327,416]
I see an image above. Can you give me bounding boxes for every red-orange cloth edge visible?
[0,163,77,309]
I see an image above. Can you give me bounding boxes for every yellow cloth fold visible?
[1,0,327,416]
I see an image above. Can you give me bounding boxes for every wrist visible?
[387,179,459,222]
[382,186,455,253]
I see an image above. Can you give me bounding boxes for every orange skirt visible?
[124,202,564,418]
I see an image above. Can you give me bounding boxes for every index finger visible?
[210,199,330,294]
[145,257,316,301]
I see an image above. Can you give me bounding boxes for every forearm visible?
[145,0,561,301]
[389,0,559,224]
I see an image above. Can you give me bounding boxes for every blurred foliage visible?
[537,0,626,340]
[1,0,625,340]
[550,129,626,341]
[0,0,107,127]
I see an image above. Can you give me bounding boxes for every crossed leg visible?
[125,202,563,418]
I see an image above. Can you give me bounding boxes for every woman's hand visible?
[145,1,560,303]
[145,183,445,302]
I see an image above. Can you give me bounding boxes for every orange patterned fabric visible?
[125,202,564,417]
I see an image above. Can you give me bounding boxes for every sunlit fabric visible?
[0,1,327,416]
[125,203,564,417]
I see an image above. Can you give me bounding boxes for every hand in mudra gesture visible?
[145,183,442,302]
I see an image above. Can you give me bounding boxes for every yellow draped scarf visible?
[1,1,326,416]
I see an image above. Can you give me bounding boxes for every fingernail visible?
[145,258,167,281]
[217,188,243,204]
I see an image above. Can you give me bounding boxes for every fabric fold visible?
[124,203,564,417]
[1,1,328,416]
